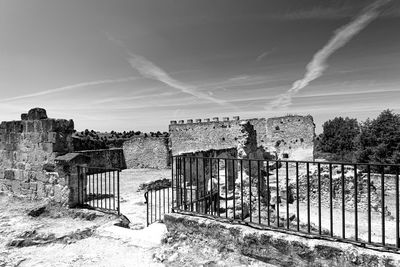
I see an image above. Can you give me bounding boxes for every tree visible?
[356,110,400,166]
[319,117,360,160]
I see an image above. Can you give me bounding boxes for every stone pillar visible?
[55,153,91,208]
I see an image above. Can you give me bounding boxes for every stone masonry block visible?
[30,182,37,191]
[4,170,15,180]
[34,120,43,132]
[27,107,47,120]
[11,180,21,195]
[22,182,30,190]
[36,182,45,198]
[41,142,53,153]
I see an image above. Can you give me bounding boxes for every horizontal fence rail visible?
[171,155,400,251]
[77,166,120,214]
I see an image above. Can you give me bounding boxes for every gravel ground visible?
[0,168,271,267]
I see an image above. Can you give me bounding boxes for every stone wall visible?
[169,116,247,156]
[0,108,74,204]
[265,115,315,160]
[165,213,400,266]
[123,136,169,169]
[169,115,314,161]
[77,148,126,170]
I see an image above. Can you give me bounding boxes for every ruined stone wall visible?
[169,116,266,156]
[0,108,74,204]
[77,148,126,170]
[123,136,170,169]
[266,115,315,160]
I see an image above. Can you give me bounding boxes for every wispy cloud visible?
[127,54,230,106]
[105,33,231,107]
[93,91,179,104]
[0,76,138,103]
[270,0,392,109]
[256,50,274,62]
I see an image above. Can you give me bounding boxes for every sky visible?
[0,0,399,133]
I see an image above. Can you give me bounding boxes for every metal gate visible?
[145,187,172,226]
[77,166,121,214]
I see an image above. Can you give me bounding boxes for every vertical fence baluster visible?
[258,160,261,225]
[354,164,358,242]
[225,159,228,218]
[307,162,310,233]
[86,168,89,205]
[381,166,385,246]
[234,159,236,220]
[329,163,333,237]
[113,171,115,211]
[267,161,270,226]
[276,160,280,228]
[109,171,111,210]
[77,166,81,205]
[367,165,371,244]
[171,157,174,212]
[196,158,199,213]
[117,170,120,215]
[168,185,170,213]
[180,157,183,210]
[145,192,149,226]
[105,170,108,210]
[341,164,345,239]
[240,159,244,221]
[286,161,289,229]
[204,158,207,215]
[396,166,399,249]
[183,157,187,211]
[249,159,252,223]
[318,162,321,235]
[296,162,299,232]
[101,171,104,209]
[210,158,213,215]
[96,172,99,209]
[163,187,166,217]
[190,158,193,212]
[218,158,220,217]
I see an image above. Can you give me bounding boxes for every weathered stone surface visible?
[4,170,14,180]
[169,118,264,156]
[123,137,169,169]
[75,149,125,170]
[165,213,400,267]
[21,113,28,120]
[265,115,314,161]
[27,108,48,120]
[0,108,74,204]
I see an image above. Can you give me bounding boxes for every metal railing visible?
[77,166,120,214]
[145,187,172,226]
[171,155,400,251]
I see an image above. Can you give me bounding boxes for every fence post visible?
[117,170,120,215]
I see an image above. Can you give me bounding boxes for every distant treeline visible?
[315,109,400,169]
[72,129,169,150]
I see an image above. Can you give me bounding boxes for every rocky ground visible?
[0,169,271,267]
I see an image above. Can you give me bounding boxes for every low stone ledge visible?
[164,213,400,266]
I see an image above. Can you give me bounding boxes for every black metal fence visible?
[171,155,400,251]
[77,166,120,214]
[145,187,172,226]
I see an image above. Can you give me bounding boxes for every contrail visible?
[105,32,230,106]
[0,76,138,103]
[270,0,391,109]
[127,54,229,106]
